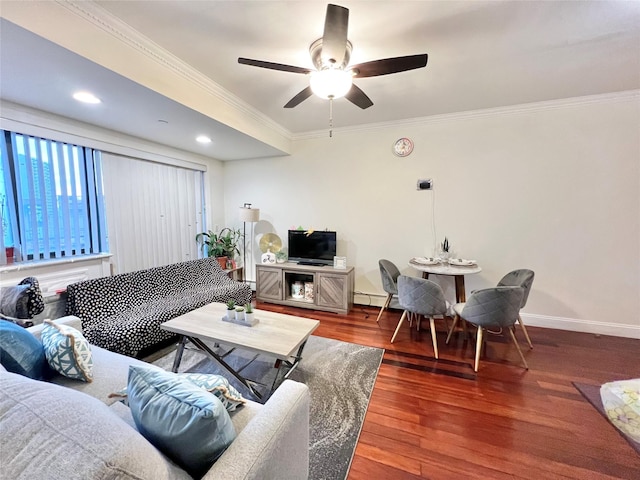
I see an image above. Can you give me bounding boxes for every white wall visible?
[223,92,640,338]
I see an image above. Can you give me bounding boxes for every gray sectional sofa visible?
[66,258,252,357]
[0,316,310,480]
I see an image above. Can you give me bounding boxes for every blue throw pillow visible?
[127,365,236,478]
[109,372,246,412]
[0,320,49,380]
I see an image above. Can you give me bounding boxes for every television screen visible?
[288,230,337,266]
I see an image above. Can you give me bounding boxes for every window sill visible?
[0,253,112,274]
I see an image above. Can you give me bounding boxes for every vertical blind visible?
[101,153,204,274]
[1,131,107,261]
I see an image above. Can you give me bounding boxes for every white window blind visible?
[101,152,204,274]
[0,131,107,263]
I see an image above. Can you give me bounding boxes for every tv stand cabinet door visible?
[256,266,283,301]
[316,272,351,313]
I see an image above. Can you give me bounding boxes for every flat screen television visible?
[288,230,337,266]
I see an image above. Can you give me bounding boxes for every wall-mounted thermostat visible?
[417,179,433,190]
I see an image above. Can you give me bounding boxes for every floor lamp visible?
[239,203,260,284]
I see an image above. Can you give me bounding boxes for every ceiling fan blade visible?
[284,86,314,108]
[351,54,428,78]
[238,57,312,75]
[321,4,349,66]
[345,84,373,109]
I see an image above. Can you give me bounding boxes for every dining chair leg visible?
[429,317,439,359]
[446,315,459,344]
[417,315,422,332]
[508,327,529,370]
[517,315,534,349]
[474,327,484,372]
[375,294,393,323]
[391,310,408,343]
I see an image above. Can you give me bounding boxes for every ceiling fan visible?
[238,3,428,110]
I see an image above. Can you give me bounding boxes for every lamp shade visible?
[310,69,353,99]
[239,206,260,222]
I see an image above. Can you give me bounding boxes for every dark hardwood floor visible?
[256,301,640,479]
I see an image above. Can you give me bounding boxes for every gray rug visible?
[152,336,384,480]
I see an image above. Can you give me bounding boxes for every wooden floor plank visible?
[257,302,640,479]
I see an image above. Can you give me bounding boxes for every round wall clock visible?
[393,137,414,157]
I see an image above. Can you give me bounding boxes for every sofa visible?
[0,316,310,480]
[66,257,252,357]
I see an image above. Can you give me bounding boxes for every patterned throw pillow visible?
[41,320,93,382]
[110,372,246,411]
[178,373,246,411]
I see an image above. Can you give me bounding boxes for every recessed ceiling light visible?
[196,135,212,144]
[73,91,101,104]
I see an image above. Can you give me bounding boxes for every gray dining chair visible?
[390,275,449,359]
[498,269,535,349]
[448,286,527,372]
[376,259,401,323]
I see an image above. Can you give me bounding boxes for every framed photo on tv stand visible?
[333,256,347,269]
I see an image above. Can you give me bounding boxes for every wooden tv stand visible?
[256,262,354,314]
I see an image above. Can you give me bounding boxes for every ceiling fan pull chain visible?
[329,96,334,138]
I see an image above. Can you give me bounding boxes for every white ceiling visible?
[1,1,639,161]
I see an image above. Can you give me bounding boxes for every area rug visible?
[153,336,384,480]
[573,382,640,456]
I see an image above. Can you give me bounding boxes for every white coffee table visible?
[161,302,320,399]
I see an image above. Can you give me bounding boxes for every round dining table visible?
[408,259,482,304]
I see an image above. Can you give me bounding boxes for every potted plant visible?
[275,250,287,264]
[196,230,226,268]
[234,306,244,321]
[196,227,243,270]
[217,228,243,268]
[440,236,451,261]
[0,194,14,264]
[4,246,14,264]
[244,303,255,323]
[226,300,235,319]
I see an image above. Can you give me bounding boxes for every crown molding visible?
[56,1,292,141]
[292,89,640,141]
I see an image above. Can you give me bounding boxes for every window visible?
[0,130,108,264]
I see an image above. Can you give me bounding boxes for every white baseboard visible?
[521,313,640,339]
[354,292,388,307]
[354,293,640,339]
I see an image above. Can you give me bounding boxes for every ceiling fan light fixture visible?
[238,5,427,111]
[309,68,353,100]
